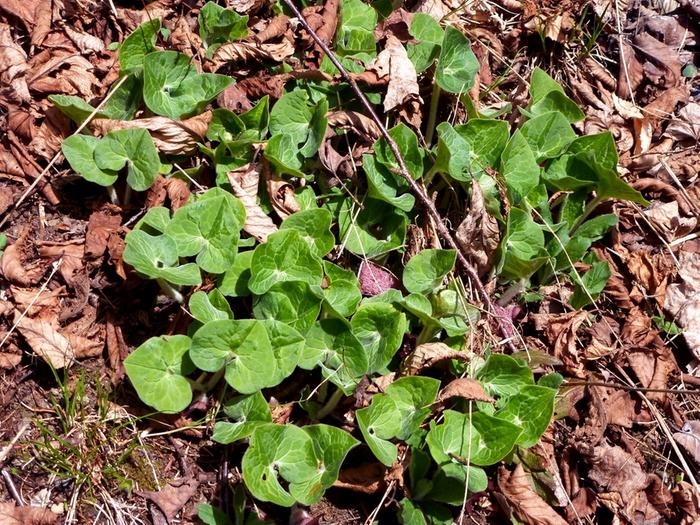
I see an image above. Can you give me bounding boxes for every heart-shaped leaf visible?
[403,249,456,294]
[435,25,479,94]
[93,128,160,191]
[122,230,202,286]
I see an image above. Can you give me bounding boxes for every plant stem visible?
[156,279,184,304]
[316,387,344,420]
[123,185,132,207]
[425,82,441,146]
[570,195,605,235]
[106,185,120,205]
[283,0,519,353]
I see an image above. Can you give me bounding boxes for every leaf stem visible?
[316,387,344,420]
[570,195,605,235]
[106,185,120,205]
[425,82,441,146]
[156,279,185,304]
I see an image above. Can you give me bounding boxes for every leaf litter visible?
[0,0,699,523]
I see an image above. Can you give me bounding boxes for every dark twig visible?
[2,468,25,505]
[283,0,518,352]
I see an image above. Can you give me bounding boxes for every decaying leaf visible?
[13,311,74,369]
[402,342,467,376]
[211,40,294,70]
[327,111,382,142]
[0,231,50,286]
[438,377,494,403]
[0,501,59,524]
[358,260,400,296]
[0,23,30,104]
[664,245,700,358]
[369,35,420,112]
[497,464,568,525]
[85,206,123,259]
[674,420,700,464]
[90,112,212,156]
[456,179,500,276]
[227,163,278,242]
[136,476,199,521]
[265,173,300,220]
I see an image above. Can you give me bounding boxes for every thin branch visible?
[283,0,518,352]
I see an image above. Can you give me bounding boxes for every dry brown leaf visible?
[664,245,700,358]
[665,102,700,143]
[0,24,30,104]
[456,179,500,276]
[62,306,105,359]
[369,35,420,112]
[438,377,493,403]
[334,462,386,494]
[675,421,700,464]
[0,501,59,524]
[327,111,381,141]
[90,112,211,156]
[62,25,105,54]
[643,201,696,241]
[230,0,264,13]
[265,175,300,220]
[402,342,467,376]
[211,40,294,70]
[227,163,278,242]
[633,32,682,88]
[85,207,122,258]
[255,14,290,44]
[617,41,645,99]
[37,243,84,287]
[497,464,568,525]
[10,286,62,318]
[0,350,22,369]
[136,476,199,521]
[358,261,399,297]
[14,311,74,369]
[0,232,49,287]
[586,442,649,498]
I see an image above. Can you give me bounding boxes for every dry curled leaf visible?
[674,420,700,464]
[0,23,30,104]
[497,464,568,525]
[0,502,59,524]
[402,342,467,376]
[438,377,494,403]
[90,112,211,156]
[327,111,382,141]
[13,311,74,369]
[211,40,294,70]
[665,246,700,359]
[369,34,420,112]
[456,179,500,276]
[227,163,278,242]
[85,206,123,259]
[136,476,199,521]
[265,174,300,220]
[0,232,49,286]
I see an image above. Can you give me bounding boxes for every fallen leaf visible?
[456,179,500,276]
[62,25,105,54]
[37,242,84,287]
[136,476,199,522]
[85,206,123,258]
[327,111,381,142]
[402,342,467,376]
[227,163,278,243]
[334,462,386,494]
[211,40,294,70]
[0,23,30,104]
[13,311,73,369]
[0,501,59,524]
[358,261,400,296]
[265,171,300,220]
[438,377,494,403]
[10,286,62,318]
[369,35,420,112]
[665,102,700,143]
[664,245,700,358]
[497,464,568,525]
[674,420,700,464]
[585,442,649,498]
[90,112,211,156]
[0,231,50,286]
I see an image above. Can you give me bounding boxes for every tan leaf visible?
[0,23,30,104]
[497,464,568,525]
[0,501,59,524]
[37,243,84,287]
[10,286,62,318]
[0,350,22,369]
[402,342,467,376]
[136,476,199,521]
[643,201,696,241]
[211,40,294,70]
[85,206,122,258]
[14,312,74,369]
[456,179,500,276]
[0,232,50,286]
[368,35,420,112]
[438,377,493,403]
[665,248,700,358]
[62,25,105,54]
[327,110,381,141]
[227,163,278,242]
[665,102,700,143]
[265,176,300,220]
[90,112,211,156]
[586,442,649,498]
[674,421,700,464]
[229,0,264,13]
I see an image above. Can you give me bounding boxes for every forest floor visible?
[1,0,700,524]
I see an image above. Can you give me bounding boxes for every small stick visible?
[282,0,518,352]
[565,380,700,396]
[2,468,25,506]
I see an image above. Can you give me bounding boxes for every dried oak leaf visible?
[674,420,700,464]
[402,342,467,376]
[438,378,493,403]
[13,311,74,369]
[368,35,420,112]
[136,476,199,522]
[665,102,700,143]
[211,40,294,70]
[664,246,700,358]
[358,261,400,297]
[227,163,278,243]
[0,502,59,524]
[90,112,211,156]
[497,464,568,525]
[456,179,500,276]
